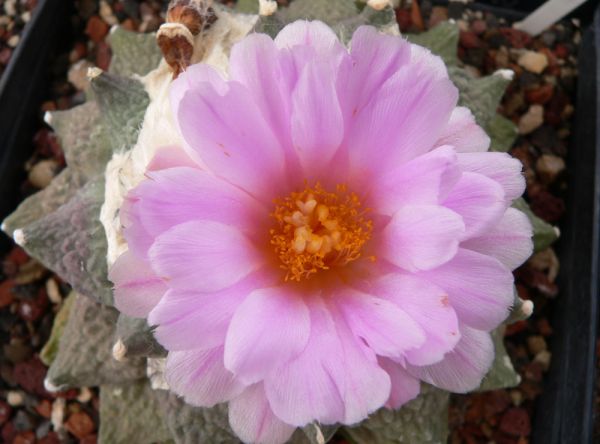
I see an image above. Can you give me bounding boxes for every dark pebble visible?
[13,358,48,397]
[447,1,464,19]
[499,408,531,437]
[13,410,36,432]
[540,30,557,47]
[0,401,12,426]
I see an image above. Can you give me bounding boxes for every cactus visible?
[2,1,557,443]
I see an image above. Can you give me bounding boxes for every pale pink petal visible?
[127,167,263,257]
[370,145,461,214]
[176,81,286,199]
[435,107,490,153]
[147,145,201,171]
[291,60,343,174]
[333,288,425,360]
[274,20,344,57]
[378,358,420,409]
[381,205,465,272]
[171,63,228,114]
[408,43,449,80]
[443,172,506,240]
[418,249,514,331]
[264,298,390,426]
[346,65,458,177]
[369,273,460,366]
[109,250,167,318]
[228,34,302,182]
[224,287,310,384]
[462,208,533,270]
[407,326,494,392]
[229,383,296,444]
[165,346,246,407]
[148,221,263,293]
[120,196,151,257]
[338,26,410,123]
[148,272,273,351]
[457,152,525,201]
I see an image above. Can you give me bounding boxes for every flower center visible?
[270,183,373,282]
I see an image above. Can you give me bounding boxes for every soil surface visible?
[0,1,580,443]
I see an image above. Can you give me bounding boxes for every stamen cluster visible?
[270,183,373,281]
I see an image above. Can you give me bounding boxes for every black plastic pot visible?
[0,0,68,251]
[531,6,600,444]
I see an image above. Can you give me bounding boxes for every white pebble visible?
[6,390,24,406]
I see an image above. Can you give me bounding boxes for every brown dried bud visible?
[157,23,194,79]
[158,0,218,78]
[166,0,217,36]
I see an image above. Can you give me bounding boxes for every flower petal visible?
[462,208,533,270]
[291,60,344,174]
[149,220,263,293]
[265,298,390,426]
[370,273,460,366]
[346,64,458,177]
[443,172,506,240]
[418,248,514,331]
[370,145,461,214]
[229,383,296,444]
[228,33,302,182]
[128,167,263,255]
[224,287,311,384]
[407,326,494,392]
[176,80,286,199]
[275,20,343,57]
[339,26,411,123]
[378,358,420,409]
[146,145,200,171]
[381,205,465,272]
[457,152,525,202]
[334,288,425,360]
[148,272,273,351]
[435,107,490,153]
[109,250,167,318]
[171,63,228,113]
[165,346,246,407]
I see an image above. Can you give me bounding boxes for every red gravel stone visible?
[38,432,60,444]
[395,9,412,33]
[460,31,483,49]
[13,431,36,444]
[7,248,29,266]
[554,43,569,59]
[0,401,12,426]
[0,48,12,65]
[65,411,95,439]
[0,280,15,309]
[95,41,112,71]
[526,84,555,105]
[500,28,532,48]
[530,190,565,223]
[33,128,63,160]
[13,358,48,397]
[2,421,16,443]
[505,320,528,336]
[536,318,553,337]
[34,400,52,419]
[499,408,531,437]
[81,434,98,444]
[85,16,110,43]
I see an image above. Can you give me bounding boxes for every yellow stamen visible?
[270,183,373,281]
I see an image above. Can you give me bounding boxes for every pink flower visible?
[110,21,532,444]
